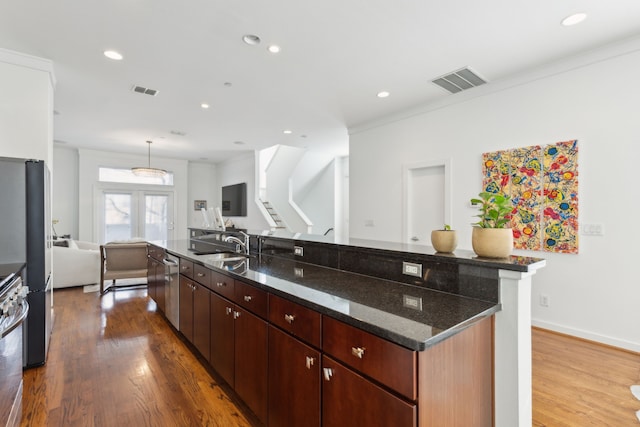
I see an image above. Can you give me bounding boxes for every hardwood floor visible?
[21,287,257,427]
[21,287,640,426]
[532,327,640,427]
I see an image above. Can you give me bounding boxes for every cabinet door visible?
[268,326,320,427]
[154,258,165,313]
[192,283,210,361]
[210,292,235,387]
[234,307,268,425]
[147,257,157,303]
[322,355,416,427]
[179,276,193,342]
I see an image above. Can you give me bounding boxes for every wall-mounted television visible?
[221,182,247,216]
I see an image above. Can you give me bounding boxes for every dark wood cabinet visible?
[179,275,211,361]
[147,245,165,313]
[234,306,268,424]
[322,355,417,427]
[210,291,235,387]
[268,325,321,427]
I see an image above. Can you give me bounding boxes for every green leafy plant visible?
[442,224,452,231]
[470,192,512,228]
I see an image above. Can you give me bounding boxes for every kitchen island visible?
[151,231,545,426]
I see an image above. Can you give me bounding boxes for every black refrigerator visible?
[0,157,53,368]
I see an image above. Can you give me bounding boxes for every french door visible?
[98,189,174,243]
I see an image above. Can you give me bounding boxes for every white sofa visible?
[52,239,101,288]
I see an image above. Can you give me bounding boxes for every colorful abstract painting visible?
[481,140,579,254]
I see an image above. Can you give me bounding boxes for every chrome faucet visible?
[224,231,250,255]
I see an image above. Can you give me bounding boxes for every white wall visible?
[77,148,189,242]
[350,39,640,351]
[0,49,54,164]
[52,146,79,238]
[217,152,271,230]
[298,160,335,235]
[188,162,217,228]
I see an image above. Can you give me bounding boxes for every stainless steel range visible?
[0,267,29,427]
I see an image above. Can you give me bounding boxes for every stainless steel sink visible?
[208,252,247,262]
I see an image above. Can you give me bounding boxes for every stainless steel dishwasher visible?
[163,254,180,329]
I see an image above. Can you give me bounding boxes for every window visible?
[98,167,174,186]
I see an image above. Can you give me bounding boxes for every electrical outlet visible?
[539,294,550,307]
[294,246,304,256]
[402,262,422,278]
[403,295,423,310]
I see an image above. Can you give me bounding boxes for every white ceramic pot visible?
[430,230,458,253]
[471,227,513,258]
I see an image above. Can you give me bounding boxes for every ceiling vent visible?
[131,85,159,96]
[431,67,487,94]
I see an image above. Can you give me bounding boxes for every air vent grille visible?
[131,85,159,96]
[432,67,487,94]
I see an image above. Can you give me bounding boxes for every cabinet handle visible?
[225,307,232,315]
[197,272,205,277]
[216,282,225,287]
[181,266,188,270]
[233,311,241,319]
[305,356,315,369]
[284,314,295,324]
[323,368,334,381]
[351,346,366,359]
[244,295,252,302]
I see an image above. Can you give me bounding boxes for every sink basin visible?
[208,252,247,262]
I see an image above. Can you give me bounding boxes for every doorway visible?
[402,160,451,245]
[97,189,175,243]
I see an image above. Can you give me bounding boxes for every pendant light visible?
[131,140,167,177]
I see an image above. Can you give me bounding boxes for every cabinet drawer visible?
[179,259,193,279]
[269,294,321,348]
[322,316,416,400]
[193,264,211,287]
[211,270,234,300]
[234,280,268,319]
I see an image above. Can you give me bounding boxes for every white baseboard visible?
[532,319,640,353]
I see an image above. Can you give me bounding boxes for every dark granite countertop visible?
[157,239,501,351]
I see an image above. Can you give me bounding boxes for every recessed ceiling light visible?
[561,13,587,26]
[234,141,245,145]
[201,103,210,109]
[104,50,123,60]
[242,34,261,45]
[377,91,390,98]
[268,45,281,54]
[283,130,292,134]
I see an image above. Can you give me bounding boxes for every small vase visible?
[472,227,513,258]
[431,230,458,253]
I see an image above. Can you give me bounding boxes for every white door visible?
[403,160,451,245]
[100,190,174,243]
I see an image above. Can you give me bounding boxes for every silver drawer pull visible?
[225,307,232,315]
[305,356,315,369]
[244,295,252,302]
[323,368,334,381]
[284,314,295,324]
[216,282,224,287]
[197,272,204,277]
[181,266,188,270]
[351,346,366,359]
[233,311,241,319]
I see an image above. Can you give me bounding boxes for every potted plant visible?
[431,224,457,253]
[470,191,514,258]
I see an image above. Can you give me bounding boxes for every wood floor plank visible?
[21,287,258,427]
[532,327,640,427]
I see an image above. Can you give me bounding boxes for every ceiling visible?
[1,1,640,163]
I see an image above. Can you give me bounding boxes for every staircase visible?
[261,200,287,230]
